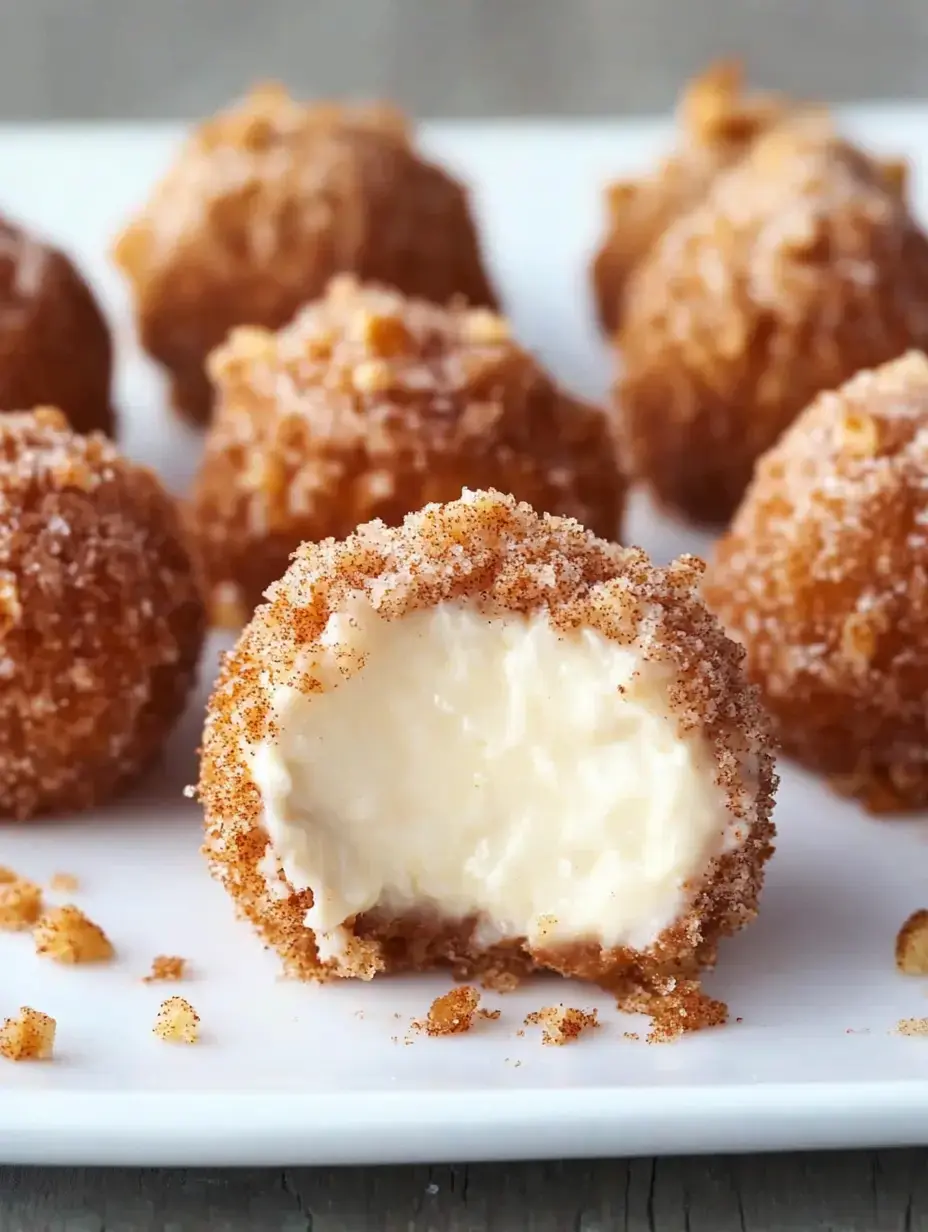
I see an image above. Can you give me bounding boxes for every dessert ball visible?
[617,120,928,526]
[592,60,790,335]
[0,409,205,820]
[704,352,928,813]
[190,277,625,627]
[0,215,114,436]
[199,489,776,1007]
[113,84,497,425]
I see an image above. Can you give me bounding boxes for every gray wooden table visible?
[2,2,927,1228]
[2,1153,928,1230]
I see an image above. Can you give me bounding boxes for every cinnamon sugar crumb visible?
[896,1017,928,1037]
[633,980,728,1043]
[143,955,187,983]
[49,873,79,893]
[896,910,928,975]
[154,997,200,1043]
[524,1005,599,1046]
[33,905,114,964]
[0,1007,56,1061]
[477,1008,501,1021]
[416,986,482,1036]
[623,1031,640,1041]
[0,875,43,930]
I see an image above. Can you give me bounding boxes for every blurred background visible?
[1,0,925,121]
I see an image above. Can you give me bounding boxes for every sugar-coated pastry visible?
[198,489,776,1011]
[0,409,204,820]
[113,84,497,425]
[190,277,626,627]
[616,120,927,527]
[0,215,114,436]
[704,352,928,813]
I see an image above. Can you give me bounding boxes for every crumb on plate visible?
[33,904,114,964]
[627,978,728,1043]
[416,986,483,1036]
[896,909,928,975]
[0,874,43,931]
[153,996,200,1043]
[896,1017,928,1037]
[142,955,187,983]
[49,873,79,893]
[524,1005,599,1046]
[0,1007,56,1061]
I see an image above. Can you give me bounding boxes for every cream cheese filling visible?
[251,598,743,956]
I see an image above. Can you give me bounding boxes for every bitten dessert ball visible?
[190,277,625,627]
[199,489,776,1010]
[704,352,928,813]
[592,60,790,335]
[0,409,205,820]
[617,120,927,527]
[0,215,114,436]
[113,83,497,425]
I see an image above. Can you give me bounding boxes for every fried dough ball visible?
[189,277,625,627]
[199,489,776,1009]
[0,409,205,820]
[0,215,114,436]
[704,352,928,813]
[112,84,497,425]
[592,61,793,335]
[617,120,928,526]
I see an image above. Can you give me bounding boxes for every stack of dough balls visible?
[1,214,114,436]
[616,117,928,526]
[0,409,205,820]
[198,488,776,1008]
[189,276,626,626]
[113,83,497,425]
[705,352,928,814]
[592,60,790,334]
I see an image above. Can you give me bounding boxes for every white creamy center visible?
[252,600,741,954]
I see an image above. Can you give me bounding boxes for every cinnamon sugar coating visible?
[1,215,114,436]
[113,84,497,425]
[704,352,928,812]
[198,489,775,1005]
[189,278,625,626]
[0,408,205,820]
[593,61,792,335]
[617,120,928,526]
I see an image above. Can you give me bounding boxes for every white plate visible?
[2,113,928,1168]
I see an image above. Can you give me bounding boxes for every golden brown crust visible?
[704,352,928,811]
[189,277,626,626]
[0,408,205,820]
[896,909,928,975]
[0,215,114,436]
[199,489,776,1002]
[113,83,497,425]
[592,61,791,335]
[617,121,928,527]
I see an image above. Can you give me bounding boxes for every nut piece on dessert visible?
[617,119,928,527]
[0,408,205,820]
[198,489,776,1015]
[153,997,200,1044]
[0,1007,56,1061]
[190,278,626,626]
[704,352,928,812]
[34,905,114,964]
[592,60,792,335]
[0,214,114,437]
[525,1005,599,1046]
[112,83,497,425]
[896,910,928,975]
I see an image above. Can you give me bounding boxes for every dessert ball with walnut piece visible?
[189,277,625,627]
[592,60,791,335]
[704,352,928,813]
[199,489,775,1014]
[0,409,205,820]
[617,119,927,527]
[113,84,497,425]
[0,215,114,436]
